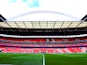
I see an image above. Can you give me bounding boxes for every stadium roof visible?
[0,0,87,21]
[0,0,87,37]
[0,21,87,29]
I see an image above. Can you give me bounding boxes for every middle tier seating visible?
[0,42,87,47]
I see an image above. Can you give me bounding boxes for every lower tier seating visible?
[0,47,87,53]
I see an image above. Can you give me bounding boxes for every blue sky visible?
[9,0,39,7]
[0,0,87,21]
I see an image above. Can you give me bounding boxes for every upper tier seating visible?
[0,37,46,43]
[0,37,87,43]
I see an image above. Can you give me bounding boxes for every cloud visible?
[0,0,87,21]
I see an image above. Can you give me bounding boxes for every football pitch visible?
[0,53,87,65]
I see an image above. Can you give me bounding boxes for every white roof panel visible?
[0,21,87,29]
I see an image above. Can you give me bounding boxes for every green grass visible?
[45,53,87,65]
[0,53,43,65]
[0,53,87,65]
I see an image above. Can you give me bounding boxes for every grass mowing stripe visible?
[0,53,43,65]
[45,53,87,65]
[0,64,13,65]
[43,54,45,65]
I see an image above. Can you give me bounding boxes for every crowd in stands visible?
[0,36,87,53]
[0,47,87,53]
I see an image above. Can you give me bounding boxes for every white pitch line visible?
[43,54,45,65]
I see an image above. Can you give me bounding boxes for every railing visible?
[0,34,87,38]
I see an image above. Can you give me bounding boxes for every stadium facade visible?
[0,21,87,53]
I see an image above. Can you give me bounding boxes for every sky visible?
[0,0,87,21]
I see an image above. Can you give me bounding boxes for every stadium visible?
[0,0,87,65]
